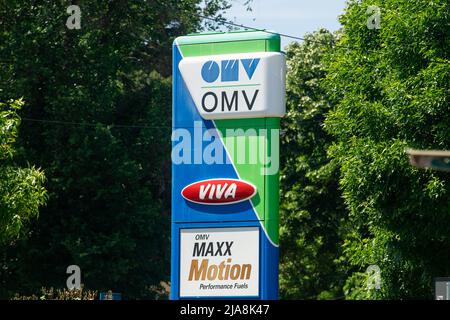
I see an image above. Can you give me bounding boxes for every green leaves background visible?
[0,0,448,299]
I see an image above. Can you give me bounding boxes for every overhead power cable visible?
[198,14,307,42]
[199,14,450,66]
[21,117,171,129]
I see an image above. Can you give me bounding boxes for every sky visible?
[222,0,348,49]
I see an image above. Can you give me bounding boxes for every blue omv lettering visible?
[200,58,261,83]
[241,58,260,80]
[201,61,220,83]
[221,60,239,82]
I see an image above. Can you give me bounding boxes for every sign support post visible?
[171,31,286,299]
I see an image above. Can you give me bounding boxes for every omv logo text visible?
[201,58,260,83]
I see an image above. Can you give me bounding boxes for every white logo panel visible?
[179,52,285,120]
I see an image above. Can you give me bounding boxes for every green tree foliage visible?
[280,30,348,299]
[0,0,231,298]
[0,99,47,244]
[325,0,450,299]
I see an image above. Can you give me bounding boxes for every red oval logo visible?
[181,178,256,205]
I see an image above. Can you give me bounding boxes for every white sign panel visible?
[179,52,285,120]
[179,227,259,297]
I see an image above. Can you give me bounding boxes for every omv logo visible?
[178,51,286,119]
[201,58,260,83]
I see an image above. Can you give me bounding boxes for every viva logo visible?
[201,58,260,83]
[181,179,257,205]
